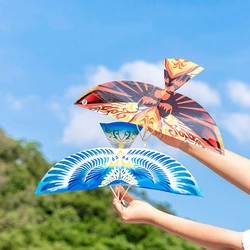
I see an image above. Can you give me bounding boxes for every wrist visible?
[146,206,163,225]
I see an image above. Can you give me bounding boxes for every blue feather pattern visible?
[126,149,200,196]
[35,147,202,197]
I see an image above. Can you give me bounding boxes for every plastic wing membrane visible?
[100,122,143,148]
[164,58,204,91]
[35,147,202,197]
[75,79,224,154]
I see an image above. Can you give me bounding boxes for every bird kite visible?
[75,58,224,155]
[35,122,202,198]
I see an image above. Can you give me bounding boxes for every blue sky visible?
[1,0,250,232]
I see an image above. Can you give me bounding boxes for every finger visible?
[114,184,124,192]
[114,185,135,203]
[112,198,125,215]
[114,185,126,198]
[114,185,120,198]
[119,186,135,203]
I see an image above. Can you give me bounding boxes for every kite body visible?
[35,122,202,197]
[100,122,143,148]
[75,59,224,155]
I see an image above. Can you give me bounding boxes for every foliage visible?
[0,128,204,250]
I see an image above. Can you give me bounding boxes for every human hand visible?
[149,129,185,149]
[112,185,156,224]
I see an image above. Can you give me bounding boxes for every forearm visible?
[180,143,250,194]
[149,208,243,250]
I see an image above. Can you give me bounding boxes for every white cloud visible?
[49,101,67,121]
[0,93,38,111]
[66,85,88,99]
[227,80,250,108]
[180,80,221,107]
[87,65,125,85]
[1,93,23,111]
[6,94,23,110]
[221,113,250,143]
[87,61,163,87]
[67,60,220,104]
[61,108,115,148]
[66,61,163,100]
[62,60,221,148]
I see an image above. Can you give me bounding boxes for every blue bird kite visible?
[35,122,202,197]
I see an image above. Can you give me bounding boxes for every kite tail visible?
[100,122,143,149]
[164,58,204,92]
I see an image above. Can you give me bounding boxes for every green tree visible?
[0,128,204,250]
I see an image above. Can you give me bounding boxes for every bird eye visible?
[82,99,88,105]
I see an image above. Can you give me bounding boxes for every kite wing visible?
[75,79,224,154]
[159,91,224,154]
[124,148,202,196]
[35,146,202,197]
[74,80,163,124]
[164,58,204,92]
[35,148,117,194]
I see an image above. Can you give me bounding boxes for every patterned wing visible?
[74,67,223,154]
[158,92,224,154]
[74,80,164,124]
[123,148,202,196]
[164,58,204,92]
[35,147,202,197]
[75,80,162,104]
[35,148,118,194]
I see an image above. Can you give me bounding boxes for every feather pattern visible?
[35,147,202,197]
[74,59,224,155]
[126,149,201,196]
